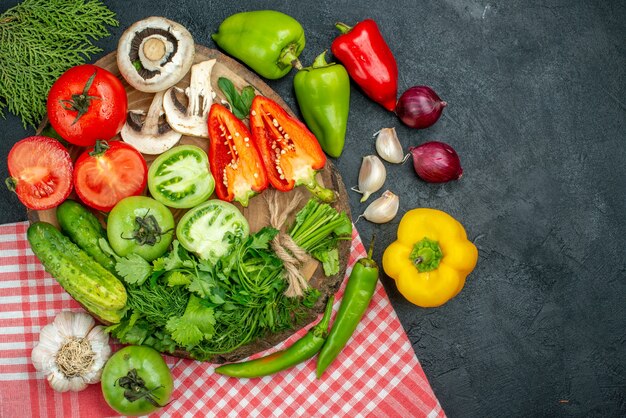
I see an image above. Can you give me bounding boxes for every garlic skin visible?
[375,128,405,164]
[354,155,386,202]
[31,311,111,392]
[362,190,400,223]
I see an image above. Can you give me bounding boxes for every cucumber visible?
[56,199,117,272]
[27,222,127,324]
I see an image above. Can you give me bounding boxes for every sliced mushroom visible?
[117,16,195,93]
[163,59,217,138]
[120,90,182,155]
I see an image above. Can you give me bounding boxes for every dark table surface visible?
[1,1,625,416]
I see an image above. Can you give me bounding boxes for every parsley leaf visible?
[115,254,152,285]
[166,295,215,347]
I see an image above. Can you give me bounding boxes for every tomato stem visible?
[115,368,167,407]
[58,70,101,125]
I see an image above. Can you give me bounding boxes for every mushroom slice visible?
[163,59,217,138]
[120,91,182,155]
[117,16,195,93]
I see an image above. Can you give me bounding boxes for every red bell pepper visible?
[249,95,335,202]
[207,103,268,207]
[331,19,398,111]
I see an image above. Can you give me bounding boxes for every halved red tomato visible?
[6,136,73,210]
[73,140,147,212]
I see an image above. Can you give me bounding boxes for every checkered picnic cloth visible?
[0,221,444,417]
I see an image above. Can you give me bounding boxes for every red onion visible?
[395,86,447,129]
[409,141,463,183]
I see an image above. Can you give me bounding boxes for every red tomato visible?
[6,136,73,210]
[47,64,127,147]
[73,140,148,212]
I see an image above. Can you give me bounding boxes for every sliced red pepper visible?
[249,95,335,202]
[207,103,268,207]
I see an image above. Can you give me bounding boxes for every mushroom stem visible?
[144,91,166,133]
[143,38,166,62]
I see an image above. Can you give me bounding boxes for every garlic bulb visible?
[352,155,386,202]
[31,311,111,392]
[362,190,399,223]
[375,128,407,164]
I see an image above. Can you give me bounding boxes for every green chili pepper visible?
[316,238,378,378]
[215,296,335,378]
[294,51,350,158]
[212,10,305,80]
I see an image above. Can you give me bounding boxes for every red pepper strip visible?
[249,95,335,202]
[207,103,268,207]
[331,19,398,111]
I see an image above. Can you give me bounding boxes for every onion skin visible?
[409,141,462,183]
[396,86,447,129]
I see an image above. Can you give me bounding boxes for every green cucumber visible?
[27,222,127,324]
[56,199,117,272]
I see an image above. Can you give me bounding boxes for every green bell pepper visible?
[212,10,305,80]
[294,51,350,158]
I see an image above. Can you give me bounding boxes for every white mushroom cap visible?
[117,16,195,93]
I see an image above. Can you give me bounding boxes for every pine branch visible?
[0,0,118,129]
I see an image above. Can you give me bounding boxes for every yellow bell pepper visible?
[382,208,478,307]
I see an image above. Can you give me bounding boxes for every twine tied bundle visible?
[265,190,313,297]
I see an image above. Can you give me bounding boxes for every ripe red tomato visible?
[6,136,73,210]
[73,140,148,212]
[47,64,127,147]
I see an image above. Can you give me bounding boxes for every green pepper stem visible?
[305,179,336,203]
[366,235,375,259]
[278,43,302,70]
[409,237,443,273]
[335,22,353,34]
[312,50,329,68]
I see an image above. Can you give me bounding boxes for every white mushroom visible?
[120,91,182,155]
[117,16,195,93]
[163,59,217,138]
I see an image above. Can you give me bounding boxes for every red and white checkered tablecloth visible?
[0,221,445,418]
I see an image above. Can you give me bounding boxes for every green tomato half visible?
[176,199,249,262]
[148,145,215,209]
[101,345,174,416]
[107,196,174,262]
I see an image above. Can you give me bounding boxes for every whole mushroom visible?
[117,16,195,93]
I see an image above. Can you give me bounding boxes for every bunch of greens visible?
[0,0,118,128]
[289,199,353,276]
[108,228,320,360]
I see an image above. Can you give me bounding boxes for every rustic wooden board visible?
[29,46,351,363]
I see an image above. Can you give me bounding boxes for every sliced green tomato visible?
[176,199,249,262]
[147,145,215,209]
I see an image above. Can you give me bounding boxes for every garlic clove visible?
[362,190,400,223]
[375,127,405,164]
[357,155,386,202]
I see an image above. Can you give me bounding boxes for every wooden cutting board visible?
[28,45,351,363]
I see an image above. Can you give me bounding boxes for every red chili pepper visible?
[207,103,268,207]
[249,95,335,202]
[331,19,398,111]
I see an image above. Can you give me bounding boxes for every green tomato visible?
[148,145,215,209]
[107,196,174,262]
[101,345,174,416]
[176,199,249,262]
